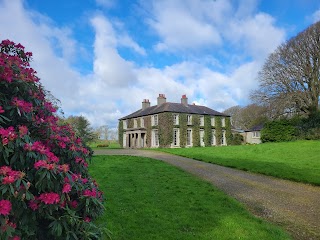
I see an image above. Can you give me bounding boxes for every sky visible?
[1,0,320,130]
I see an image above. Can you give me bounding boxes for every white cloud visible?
[312,9,320,23]
[0,0,288,131]
[147,0,222,52]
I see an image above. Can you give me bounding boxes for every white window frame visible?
[173,128,180,147]
[211,117,215,127]
[140,117,144,128]
[221,117,226,127]
[200,129,205,147]
[187,115,192,125]
[253,131,260,138]
[152,129,159,147]
[211,130,216,146]
[152,114,158,126]
[221,130,226,145]
[173,114,179,125]
[186,128,192,146]
[123,120,127,129]
[200,115,204,126]
[133,118,138,128]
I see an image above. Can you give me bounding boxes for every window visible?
[187,115,192,125]
[221,130,226,145]
[200,130,205,146]
[152,114,158,126]
[173,128,179,146]
[200,116,204,126]
[173,114,179,125]
[221,117,226,127]
[186,129,192,146]
[211,117,215,127]
[253,131,260,138]
[211,130,216,146]
[133,118,138,128]
[123,120,127,129]
[140,117,144,128]
[152,130,159,147]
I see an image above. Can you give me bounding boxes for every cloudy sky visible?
[1,0,320,129]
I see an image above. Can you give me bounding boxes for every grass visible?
[156,140,320,185]
[88,140,121,149]
[90,155,291,240]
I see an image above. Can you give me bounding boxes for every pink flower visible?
[84,217,91,222]
[28,199,39,211]
[0,199,12,215]
[62,183,71,193]
[0,106,4,113]
[38,192,60,205]
[18,125,28,137]
[69,200,78,208]
[58,164,69,173]
[34,160,47,169]
[2,175,15,184]
[2,137,9,145]
[0,166,12,175]
[11,97,33,113]
[9,236,20,240]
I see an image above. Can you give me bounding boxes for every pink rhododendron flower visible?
[38,192,60,204]
[9,236,21,240]
[84,217,91,222]
[18,125,28,137]
[62,183,71,193]
[69,200,78,208]
[0,199,12,215]
[0,166,12,175]
[34,160,47,169]
[2,175,16,184]
[28,199,39,211]
[11,97,33,113]
[0,106,4,113]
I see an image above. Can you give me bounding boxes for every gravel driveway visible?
[94,149,320,240]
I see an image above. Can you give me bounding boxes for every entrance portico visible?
[124,129,146,148]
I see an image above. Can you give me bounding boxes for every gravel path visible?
[94,149,320,240]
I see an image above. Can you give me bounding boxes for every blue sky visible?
[1,0,320,130]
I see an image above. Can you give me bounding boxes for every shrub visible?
[96,144,109,148]
[230,133,243,145]
[0,40,104,239]
[261,119,297,142]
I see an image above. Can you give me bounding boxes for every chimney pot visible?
[157,93,166,106]
[181,94,188,106]
[142,99,151,109]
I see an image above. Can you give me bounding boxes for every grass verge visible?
[90,155,291,240]
[156,140,320,185]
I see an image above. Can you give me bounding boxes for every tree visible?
[252,21,320,117]
[223,104,268,130]
[61,116,97,143]
[0,40,104,239]
[95,125,109,140]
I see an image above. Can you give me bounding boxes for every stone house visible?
[242,124,263,144]
[118,94,231,148]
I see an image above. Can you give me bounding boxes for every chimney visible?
[142,99,150,110]
[157,94,166,106]
[181,94,188,106]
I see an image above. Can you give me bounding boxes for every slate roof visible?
[246,123,264,132]
[120,102,229,120]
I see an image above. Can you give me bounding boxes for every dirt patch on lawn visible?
[94,149,320,240]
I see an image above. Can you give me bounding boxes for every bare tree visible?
[224,104,268,130]
[252,21,320,117]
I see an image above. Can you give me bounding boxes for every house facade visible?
[118,94,231,148]
[242,124,263,144]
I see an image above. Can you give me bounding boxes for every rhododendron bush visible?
[0,40,104,239]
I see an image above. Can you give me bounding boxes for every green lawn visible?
[156,140,320,185]
[90,155,291,240]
